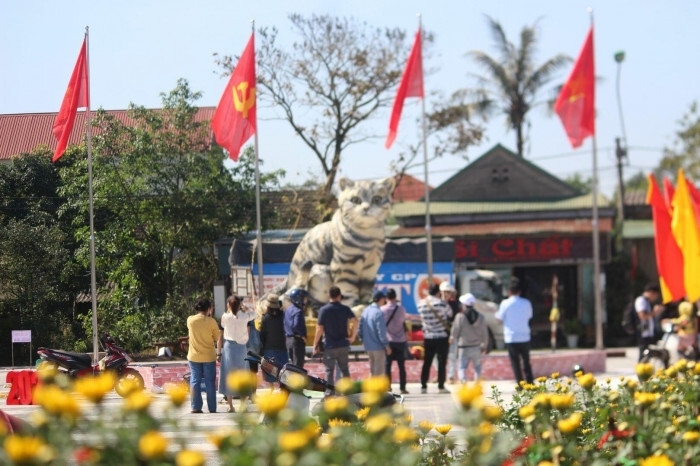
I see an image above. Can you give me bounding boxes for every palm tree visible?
[467,16,572,157]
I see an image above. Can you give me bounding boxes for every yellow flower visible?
[208,429,244,449]
[639,454,675,466]
[139,431,168,460]
[393,425,419,443]
[323,396,349,416]
[116,377,143,397]
[335,377,358,395]
[359,391,382,407]
[550,372,560,379]
[166,383,189,407]
[317,434,333,451]
[536,376,547,383]
[328,418,352,428]
[532,393,551,408]
[682,431,700,443]
[664,366,678,378]
[634,391,660,407]
[482,405,502,421]
[284,372,308,393]
[625,378,638,392]
[74,372,116,404]
[435,424,452,436]
[362,375,390,394]
[557,412,582,435]
[4,435,54,464]
[365,413,393,433]
[577,373,596,390]
[123,391,152,412]
[550,393,575,410]
[254,391,288,418]
[227,370,258,397]
[355,406,370,421]
[418,420,434,434]
[278,430,311,452]
[455,383,483,409]
[176,450,205,466]
[518,404,536,420]
[538,462,555,466]
[479,421,494,436]
[33,385,81,420]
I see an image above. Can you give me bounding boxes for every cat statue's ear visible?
[380,176,397,194]
[338,177,354,191]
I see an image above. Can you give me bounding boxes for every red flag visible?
[554,27,595,149]
[212,34,257,162]
[385,28,424,149]
[53,38,89,162]
[647,174,685,303]
[663,177,675,207]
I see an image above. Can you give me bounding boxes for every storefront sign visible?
[454,234,609,264]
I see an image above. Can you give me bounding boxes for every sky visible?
[2,1,699,198]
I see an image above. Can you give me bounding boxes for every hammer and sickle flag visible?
[212,33,256,162]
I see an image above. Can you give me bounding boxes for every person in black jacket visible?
[260,294,288,386]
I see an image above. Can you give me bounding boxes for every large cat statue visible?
[261,176,396,313]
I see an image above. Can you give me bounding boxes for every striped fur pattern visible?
[273,176,396,312]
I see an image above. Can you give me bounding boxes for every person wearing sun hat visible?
[451,293,489,382]
[260,293,288,387]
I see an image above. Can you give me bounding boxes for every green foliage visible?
[657,101,700,180]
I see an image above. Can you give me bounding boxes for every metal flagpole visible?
[589,11,604,350]
[84,26,100,362]
[251,22,264,297]
[418,15,433,283]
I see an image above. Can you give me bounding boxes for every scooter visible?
[37,334,144,397]
[641,321,699,371]
[244,351,402,416]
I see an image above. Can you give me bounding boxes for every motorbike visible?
[37,334,145,397]
[244,351,402,419]
[641,321,699,371]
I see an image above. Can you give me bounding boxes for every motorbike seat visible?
[47,350,93,367]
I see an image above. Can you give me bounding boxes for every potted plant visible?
[563,318,582,348]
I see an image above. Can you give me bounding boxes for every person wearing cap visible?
[313,286,359,393]
[217,295,257,413]
[440,281,462,384]
[359,290,392,376]
[260,293,288,387]
[417,283,453,394]
[381,288,409,394]
[451,293,489,382]
[495,278,534,386]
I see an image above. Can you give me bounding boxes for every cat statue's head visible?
[337,176,396,229]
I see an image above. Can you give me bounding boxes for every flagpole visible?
[417,15,434,283]
[588,11,604,350]
[251,22,264,297]
[84,26,99,362]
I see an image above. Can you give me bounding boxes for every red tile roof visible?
[393,173,432,203]
[0,107,216,161]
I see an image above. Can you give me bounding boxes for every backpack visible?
[621,301,640,335]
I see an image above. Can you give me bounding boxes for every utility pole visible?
[615,137,627,225]
[614,50,628,249]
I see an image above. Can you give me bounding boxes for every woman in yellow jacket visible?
[187,298,220,413]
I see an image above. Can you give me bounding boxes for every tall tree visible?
[460,16,571,157]
[657,101,700,181]
[59,80,283,349]
[216,14,418,199]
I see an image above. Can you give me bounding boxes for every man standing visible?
[495,278,533,386]
[417,283,453,394]
[440,282,462,384]
[451,293,489,381]
[359,290,392,376]
[382,288,409,394]
[636,283,664,361]
[284,288,309,368]
[313,286,359,393]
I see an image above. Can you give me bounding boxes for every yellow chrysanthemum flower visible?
[482,405,502,421]
[175,450,205,466]
[116,377,143,397]
[550,372,560,379]
[4,435,54,464]
[166,383,189,407]
[639,454,675,466]
[682,431,700,443]
[317,433,333,451]
[33,385,81,419]
[550,393,575,410]
[536,376,547,383]
[393,425,419,443]
[577,373,596,390]
[323,396,349,416]
[479,421,494,436]
[418,420,434,434]
[532,393,551,408]
[435,424,452,436]
[139,431,168,460]
[355,406,370,421]
[278,430,311,452]
[254,391,289,418]
[362,375,390,394]
[284,372,308,393]
[557,412,582,435]
[334,377,358,395]
[328,418,352,428]
[359,391,382,407]
[456,383,483,410]
[227,370,258,397]
[123,391,152,412]
[634,391,660,407]
[518,404,536,420]
[74,372,116,403]
[365,413,393,433]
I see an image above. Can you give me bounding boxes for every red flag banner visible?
[646,174,685,303]
[671,169,700,302]
[53,38,89,162]
[212,34,257,162]
[385,28,424,149]
[554,27,595,149]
